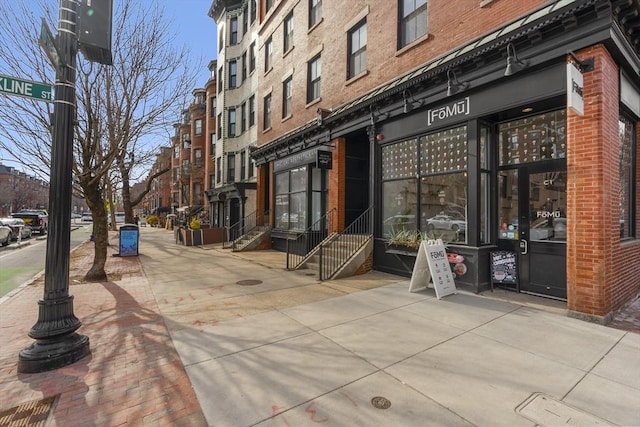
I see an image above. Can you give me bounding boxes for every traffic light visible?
[78,0,113,65]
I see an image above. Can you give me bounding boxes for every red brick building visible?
[0,163,49,216]
[250,0,640,322]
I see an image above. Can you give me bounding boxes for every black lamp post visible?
[18,0,90,373]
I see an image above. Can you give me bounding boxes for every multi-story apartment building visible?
[207,0,259,230]
[249,0,640,322]
[141,147,172,215]
[169,88,210,218]
[0,163,50,216]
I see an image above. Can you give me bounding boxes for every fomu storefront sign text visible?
[427,97,470,127]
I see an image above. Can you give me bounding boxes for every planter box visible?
[178,227,226,246]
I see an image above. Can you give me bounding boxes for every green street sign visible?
[39,18,64,72]
[0,75,53,102]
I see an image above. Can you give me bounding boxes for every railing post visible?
[286,238,290,270]
[318,244,323,281]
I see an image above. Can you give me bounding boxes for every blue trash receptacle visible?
[119,224,139,256]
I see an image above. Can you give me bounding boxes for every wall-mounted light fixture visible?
[504,43,528,76]
[447,70,469,96]
[402,89,422,113]
[567,51,594,72]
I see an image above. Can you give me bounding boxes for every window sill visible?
[283,46,294,59]
[281,114,292,123]
[396,33,431,57]
[264,66,273,77]
[346,70,369,86]
[262,126,272,134]
[305,97,322,109]
[308,18,323,34]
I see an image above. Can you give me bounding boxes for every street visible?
[0,222,91,297]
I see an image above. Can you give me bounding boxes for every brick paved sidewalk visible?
[0,234,207,426]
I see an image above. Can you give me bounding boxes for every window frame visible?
[230,16,238,45]
[398,0,428,49]
[264,36,273,73]
[194,119,203,136]
[283,12,294,53]
[227,153,236,183]
[228,108,236,138]
[307,54,321,103]
[347,18,367,79]
[229,59,237,89]
[309,0,322,28]
[263,93,272,130]
[618,110,637,240]
[282,76,292,118]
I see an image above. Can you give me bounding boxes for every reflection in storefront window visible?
[381,125,468,244]
[498,110,566,166]
[274,166,307,230]
[498,170,519,240]
[529,172,566,242]
[382,179,417,235]
[420,173,467,243]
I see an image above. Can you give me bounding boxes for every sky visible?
[0,0,219,176]
[162,0,218,85]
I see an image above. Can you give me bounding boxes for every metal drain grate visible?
[236,279,263,286]
[371,396,391,409]
[0,395,57,427]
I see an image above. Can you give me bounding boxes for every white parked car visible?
[425,214,466,232]
[81,212,93,222]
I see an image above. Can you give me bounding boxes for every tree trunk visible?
[84,182,108,282]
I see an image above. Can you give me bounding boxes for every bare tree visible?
[0,0,199,280]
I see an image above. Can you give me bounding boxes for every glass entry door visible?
[498,166,567,299]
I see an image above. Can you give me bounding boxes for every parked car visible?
[115,212,125,224]
[0,222,11,246]
[10,209,48,235]
[81,212,93,222]
[1,217,32,240]
[425,214,466,231]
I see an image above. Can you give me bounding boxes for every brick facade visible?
[567,46,640,320]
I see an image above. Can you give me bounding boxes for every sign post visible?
[0,75,53,102]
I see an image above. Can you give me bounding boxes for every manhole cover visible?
[371,396,391,409]
[0,395,57,426]
[236,279,263,286]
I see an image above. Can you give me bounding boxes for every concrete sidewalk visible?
[0,227,638,426]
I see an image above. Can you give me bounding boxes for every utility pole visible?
[18,0,89,373]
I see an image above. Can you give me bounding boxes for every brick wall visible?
[257,0,548,147]
[567,45,640,320]
[328,137,346,232]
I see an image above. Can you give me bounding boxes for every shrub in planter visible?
[190,218,201,230]
[146,214,159,227]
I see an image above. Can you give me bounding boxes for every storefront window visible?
[498,110,566,165]
[498,169,519,240]
[619,114,636,239]
[382,179,417,235]
[274,166,307,230]
[381,125,468,244]
[420,173,467,243]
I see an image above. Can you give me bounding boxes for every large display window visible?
[274,166,307,230]
[381,125,468,244]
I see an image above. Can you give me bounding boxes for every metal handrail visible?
[223,210,257,249]
[286,208,336,270]
[319,206,373,281]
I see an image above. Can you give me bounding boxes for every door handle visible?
[519,239,528,255]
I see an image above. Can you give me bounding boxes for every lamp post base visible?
[18,333,90,374]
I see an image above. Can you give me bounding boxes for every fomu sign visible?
[427,97,470,127]
[567,62,584,116]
